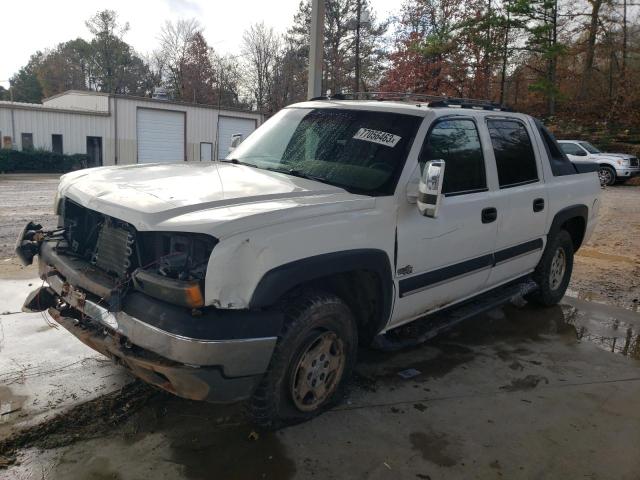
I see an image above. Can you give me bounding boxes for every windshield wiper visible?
[265,167,327,184]
[221,158,259,168]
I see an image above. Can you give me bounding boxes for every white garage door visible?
[137,108,185,163]
[217,116,256,160]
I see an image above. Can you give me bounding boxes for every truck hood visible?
[59,163,375,238]
[593,152,635,160]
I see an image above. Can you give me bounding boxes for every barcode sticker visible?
[353,128,401,147]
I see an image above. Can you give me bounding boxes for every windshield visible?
[226,107,422,195]
[579,142,601,154]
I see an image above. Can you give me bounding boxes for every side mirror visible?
[577,150,588,157]
[228,133,243,153]
[417,160,445,217]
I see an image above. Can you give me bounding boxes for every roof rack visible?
[309,91,511,112]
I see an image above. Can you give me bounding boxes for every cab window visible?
[419,119,487,195]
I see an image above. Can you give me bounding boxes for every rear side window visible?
[420,119,487,195]
[487,119,538,188]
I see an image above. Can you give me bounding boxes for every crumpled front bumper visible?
[20,227,282,403]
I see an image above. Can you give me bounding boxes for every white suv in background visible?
[558,140,639,186]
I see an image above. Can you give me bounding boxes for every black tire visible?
[598,165,616,186]
[247,290,358,429]
[527,230,574,306]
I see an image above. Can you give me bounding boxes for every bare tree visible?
[158,19,200,99]
[242,22,281,112]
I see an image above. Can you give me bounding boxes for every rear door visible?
[392,117,499,327]
[483,117,548,287]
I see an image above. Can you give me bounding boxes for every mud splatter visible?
[0,381,155,463]
[500,375,549,392]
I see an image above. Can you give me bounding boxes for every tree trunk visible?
[499,4,510,105]
[579,0,603,100]
[547,0,558,116]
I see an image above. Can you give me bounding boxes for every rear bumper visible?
[24,235,282,403]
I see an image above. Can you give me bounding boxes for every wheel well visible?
[286,270,386,346]
[560,216,586,251]
[599,163,615,171]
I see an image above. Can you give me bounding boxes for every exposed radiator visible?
[92,220,135,278]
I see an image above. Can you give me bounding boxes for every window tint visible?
[52,134,63,154]
[560,143,584,156]
[420,119,486,195]
[21,133,33,151]
[487,120,538,188]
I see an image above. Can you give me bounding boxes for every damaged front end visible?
[17,198,281,403]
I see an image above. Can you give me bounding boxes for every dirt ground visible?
[1,173,640,479]
[571,183,640,310]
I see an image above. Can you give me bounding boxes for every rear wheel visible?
[598,165,616,186]
[527,230,574,306]
[247,290,357,429]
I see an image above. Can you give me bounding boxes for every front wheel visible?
[527,230,574,306]
[247,290,357,429]
[598,165,616,186]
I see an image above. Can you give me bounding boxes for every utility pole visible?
[354,2,370,95]
[308,0,325,99]
[355,0,361,94]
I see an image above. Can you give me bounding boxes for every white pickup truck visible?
[17,98,601,427]
[558,139,639,186]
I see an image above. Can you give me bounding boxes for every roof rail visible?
[309,91,511,111]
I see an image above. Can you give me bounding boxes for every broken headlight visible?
[132,232,218,308]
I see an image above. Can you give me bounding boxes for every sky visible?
[0,0,401,88]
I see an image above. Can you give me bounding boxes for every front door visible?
[86,136,103,167]
[392,117,499,327]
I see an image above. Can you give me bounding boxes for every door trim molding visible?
[399,238,543,297]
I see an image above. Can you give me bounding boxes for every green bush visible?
[0,148,88,173]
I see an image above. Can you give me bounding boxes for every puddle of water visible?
[0,386,27,425]
[562,297,640,360]
[358,298,640,388]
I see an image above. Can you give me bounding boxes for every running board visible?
[372,278,538,351]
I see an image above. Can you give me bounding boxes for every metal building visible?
[0,90,262,166]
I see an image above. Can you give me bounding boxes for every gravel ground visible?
[570,183,640,310]
[1,173,639,309]
[0,174,60,278]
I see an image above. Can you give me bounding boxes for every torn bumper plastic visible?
[21,230,281,403]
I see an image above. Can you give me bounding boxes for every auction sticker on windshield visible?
[353,128,401,147]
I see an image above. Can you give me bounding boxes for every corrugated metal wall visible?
[43,91,110,112]
[0,92,263,166]
[0,106,112,160]
[113,97,262,164]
